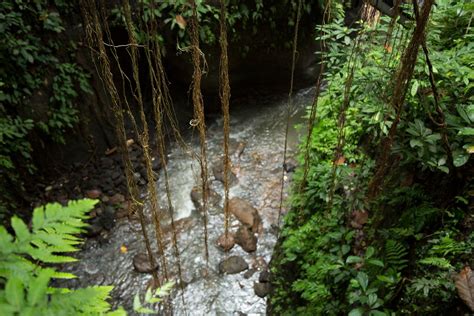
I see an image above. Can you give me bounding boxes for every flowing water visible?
[61,87,315,315]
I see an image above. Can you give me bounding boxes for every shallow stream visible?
[61,87,315,315]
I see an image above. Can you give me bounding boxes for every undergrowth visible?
[270,1,473,315]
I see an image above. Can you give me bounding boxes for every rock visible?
[284,158,298,173]
[190,186,221,210]
[133,253,159,273]
[250,256,268,270]
[235,225,257,253]
[216,233,235,251]
[259,270,270,283]
[111,170,122,181]
[85,222,103,237]
[212,161,238,185]
[109,193,125,204]
[254,282,271,298]
[243,268,257,279]
[98,206,116,230]
[218,256,248,274]
[85,189,102,199]
[229,197,262,232]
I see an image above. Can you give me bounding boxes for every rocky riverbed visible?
[55,87,315,315]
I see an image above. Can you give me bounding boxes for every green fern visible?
[384,240,408,271]
[0,199,126,316]
[419,257,453,270]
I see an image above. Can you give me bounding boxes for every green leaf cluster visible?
[0,199,125,316]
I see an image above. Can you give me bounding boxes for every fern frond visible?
[385,240,408,271]
[419,257,453,270]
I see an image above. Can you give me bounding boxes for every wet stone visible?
[218,256,248,275]
[212,161,238,186]
[235,225,257,253]
[229,197,262,232]
[133,253,159,273]
[243,268,257,279]
[216,233,235,252]
[254,282,271,298]
[259,270,270,283]
[191,186,222,210]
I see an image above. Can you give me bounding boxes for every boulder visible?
[283,158,298,173]
[218,256,248,274]
[212,161,238,186]
[229,197,261,232]
[235,225,257,253]
[133,253,159,273]
[190,186,221,210]
[254,282,271,298]
[216,233,235,251]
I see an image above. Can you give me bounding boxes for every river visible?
[60,87,315,315]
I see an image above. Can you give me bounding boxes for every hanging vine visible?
[79,0,159,284]
[188,0,210,265]
[367,0,435,199]
[218,0,232,243]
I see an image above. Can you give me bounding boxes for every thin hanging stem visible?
[218,0,232,243]
[277,0,303,229]
[189,0,210,266]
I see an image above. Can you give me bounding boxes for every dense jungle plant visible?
[271,0,473,314]
[110,0,316,54]
[0,0,93,219]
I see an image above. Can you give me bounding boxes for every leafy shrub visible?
[271,1,473,314]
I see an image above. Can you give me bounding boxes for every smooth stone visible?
[235,225,257,253]
[133,253,159,273]
[216,233,235,251]
[254,282,271,298]
[218,256,248,275]
[229,197,262,232]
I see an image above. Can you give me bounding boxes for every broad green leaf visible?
[367,259,384,267]
[356,272,369,292]
[349,308,364,316]
[365,246,375,259]
[459,127,474,136]
[346,256,363,264]
[410,139,423,148]
[453,150,469,167]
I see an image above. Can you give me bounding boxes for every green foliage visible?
[0,199,125,315]
[271,1,473,314]
[111,0,315,53]
[0,0,92,216]
[133,281,174,314]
